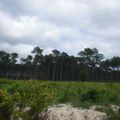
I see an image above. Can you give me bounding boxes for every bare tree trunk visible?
[47,63,50,81]
[52,63,56,81]
[71,64,74,81]
[60,62,63,81]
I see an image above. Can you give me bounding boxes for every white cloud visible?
[0,11,39,38]
[0,0,120,58]
[96,0,120,9]
[0,42,34,57]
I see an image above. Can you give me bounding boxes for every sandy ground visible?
[47,104,107,120]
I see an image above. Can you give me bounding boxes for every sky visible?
[0,0,120,58]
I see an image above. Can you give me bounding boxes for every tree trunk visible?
[52,63,56,81]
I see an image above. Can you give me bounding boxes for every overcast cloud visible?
[0,0,120,58]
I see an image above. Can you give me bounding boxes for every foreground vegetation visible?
[1,79,120,119]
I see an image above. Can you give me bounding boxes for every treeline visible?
[0,47,120,82]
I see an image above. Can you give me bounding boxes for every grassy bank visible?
[0,79,120,119]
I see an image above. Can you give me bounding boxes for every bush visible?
[80,88,100,103]
[97,107,120,120]
[0,90,14,120]
[0,85,56,120]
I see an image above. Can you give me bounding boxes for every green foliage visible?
[96,106,120,120]
[105,108,120,120]
[78,48,104,67]
[0,80,56,119]
[1,79,120,119]
[0,90,14,120]
[80,88,100,102]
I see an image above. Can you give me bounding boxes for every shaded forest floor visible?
[1,79,120,119]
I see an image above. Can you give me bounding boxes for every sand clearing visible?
[47,104,107,120]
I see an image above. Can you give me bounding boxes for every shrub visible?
[0,90,14,120]
[0,86,56,120]
[80,88,100,103]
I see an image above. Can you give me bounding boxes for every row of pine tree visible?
[0,47,120,81]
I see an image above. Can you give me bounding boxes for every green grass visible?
[0,78,120,119]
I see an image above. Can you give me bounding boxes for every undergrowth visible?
[0,78,120,119]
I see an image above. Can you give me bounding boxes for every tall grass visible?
[0,79,120,119]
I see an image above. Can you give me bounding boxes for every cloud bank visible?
[0,0,120,58]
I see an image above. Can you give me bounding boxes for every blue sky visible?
[0,0,120,58]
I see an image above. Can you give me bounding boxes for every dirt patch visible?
[47,104,107,120]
